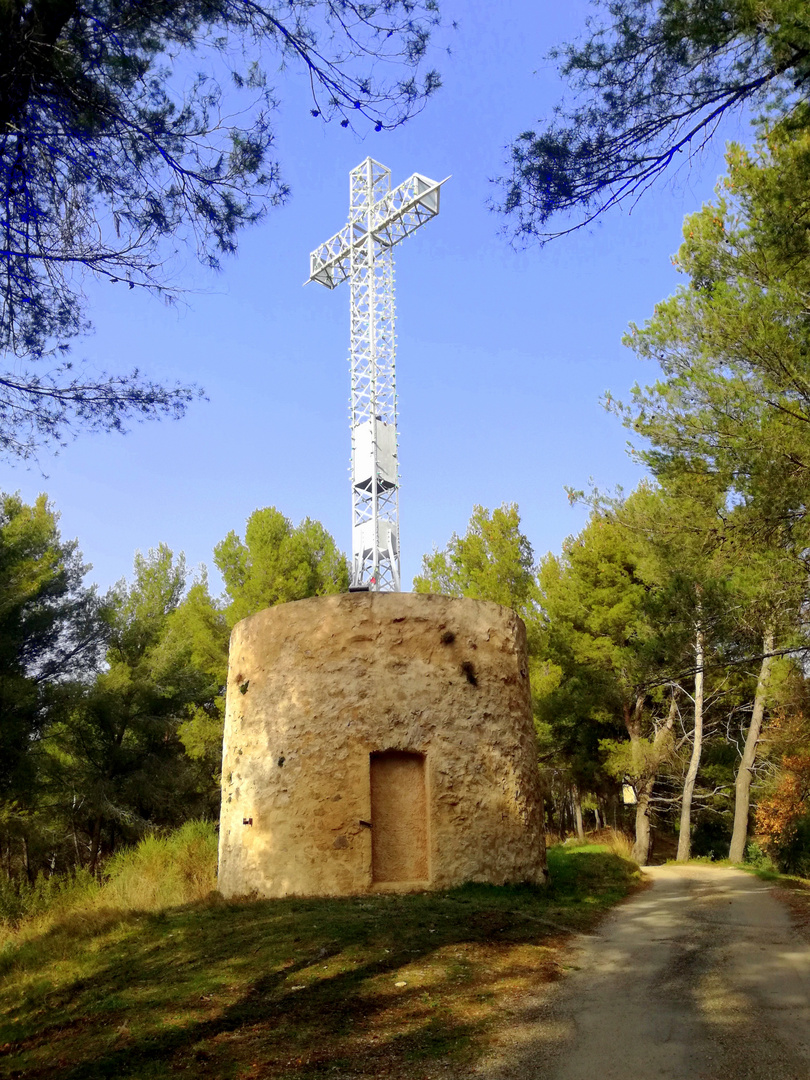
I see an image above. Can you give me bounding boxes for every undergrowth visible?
[546,828,635,861]
[0,820,217,941]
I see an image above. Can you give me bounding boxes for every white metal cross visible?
[307,158,447,592]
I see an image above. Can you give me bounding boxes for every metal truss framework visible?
[308,158,447,591]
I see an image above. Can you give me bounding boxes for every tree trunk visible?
[88,814,103,875]
[624,693,650,864]
[624,689,680,865]
[729,629,774,863]
[677,621,705,862]
[572,785,585,841]
[22,834,32,883]
[633,781,653,864]
[71,815,82,868]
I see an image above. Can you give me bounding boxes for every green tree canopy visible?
[496,0,810,243]
[621,121,810,546]
[171,506,348,776]
[215,507,349,626]
[536,479,757,862]
[535,494,667,862]
[48,545,215,871]
[413,503,538,622]
[165,572,231,781]
[613,125,810,858]
[0,492,104,803]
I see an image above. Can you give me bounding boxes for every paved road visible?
[477,865,810,1080]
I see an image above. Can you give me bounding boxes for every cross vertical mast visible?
[308,158,447,591]
[349,159,398,590]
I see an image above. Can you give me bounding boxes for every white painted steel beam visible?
[309,171,446,290]
[307,158,447,592]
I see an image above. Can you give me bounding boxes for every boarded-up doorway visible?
[370,750,428,883]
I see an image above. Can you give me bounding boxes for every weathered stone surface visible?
[217,592,546,898]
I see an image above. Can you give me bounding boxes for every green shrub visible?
[0,821,218,932]
[0,868,97,927]
[102,820,218,910]
[744,840,776,870]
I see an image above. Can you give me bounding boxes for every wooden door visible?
[370,751,428,883]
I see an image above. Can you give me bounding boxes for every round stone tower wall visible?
[217,592,545,898]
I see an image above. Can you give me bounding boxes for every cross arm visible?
[308,221,353,289]
[307,172,449,289]
[371,172,448,250]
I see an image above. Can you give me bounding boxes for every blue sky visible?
[1,1,753,597]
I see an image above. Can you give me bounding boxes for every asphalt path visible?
[476,865,810,1080]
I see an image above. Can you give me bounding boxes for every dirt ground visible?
[474,864,810,1080]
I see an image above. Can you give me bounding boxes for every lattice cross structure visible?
[308,158,447,591]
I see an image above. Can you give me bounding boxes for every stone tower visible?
[217,592,545,898]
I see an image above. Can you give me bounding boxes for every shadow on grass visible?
[0,848,640,1080]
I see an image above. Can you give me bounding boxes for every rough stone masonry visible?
[217,592,546,898]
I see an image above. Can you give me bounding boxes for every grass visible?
[0,842,640,1080]
[0,822,218,936]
